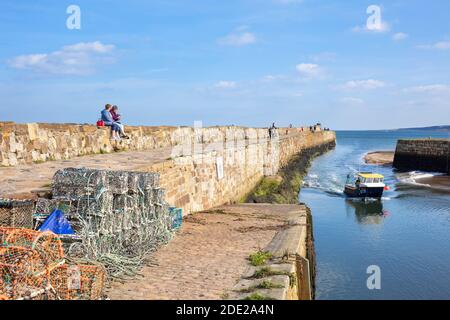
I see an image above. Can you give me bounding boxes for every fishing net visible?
[49,168,173,279]
[0,199,35,229]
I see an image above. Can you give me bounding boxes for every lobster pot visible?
[169,207,183,230]
[142,190,154,207]
[107,171,129,195]
[156,201,170,220]
[112,195,128,233]
[139,173,160,190]
[0,199,34,229]
[153,188,166,205]
[122,196,138,231]
[50,264,106,300]
[0,247,48,300]
[127,172,141,194]
[0,228,65,270]
[34,199,85,233]
[112,194,128,214]
[52,168,108,199]
[35,198,73,216]
[93,213,115,236]
[74,193,114,218]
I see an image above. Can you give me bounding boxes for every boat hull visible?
[344,186,384,199]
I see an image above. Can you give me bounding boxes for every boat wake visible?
[395,171,450,194]
[396,171,434,187]
[302,173,346,197]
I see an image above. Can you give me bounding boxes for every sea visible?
[299,130,450,300]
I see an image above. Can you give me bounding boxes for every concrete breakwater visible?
[393,139,450,173]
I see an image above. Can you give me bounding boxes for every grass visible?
[243,293,275,301]
[258,280,284,290]
[220,292,230,300]
[252,267,290,279]
[249,251,272,266]
[239,280,285,293]
[250,267,297,288]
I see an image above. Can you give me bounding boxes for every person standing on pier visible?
[269,123,277,139]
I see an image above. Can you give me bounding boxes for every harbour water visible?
[300,130,450,300]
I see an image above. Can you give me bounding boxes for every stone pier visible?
[0,122,336,216]
[0,122,336,300]
[393,139,450,173]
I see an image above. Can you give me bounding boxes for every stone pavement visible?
[0,147,173,199]
[107,204,297,300]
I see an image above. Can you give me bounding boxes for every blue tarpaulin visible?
[39,209,75,235]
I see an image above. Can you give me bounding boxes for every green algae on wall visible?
[245,141,336,204]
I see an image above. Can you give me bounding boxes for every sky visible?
[0,0,449,130]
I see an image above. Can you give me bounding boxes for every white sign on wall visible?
[216,156,224,180]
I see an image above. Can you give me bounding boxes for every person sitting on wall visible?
[110,105,130,139]
[101,104,121,141]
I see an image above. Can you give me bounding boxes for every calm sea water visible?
[299,130,450,300]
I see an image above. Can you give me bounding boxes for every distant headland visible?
[395,125,450,132]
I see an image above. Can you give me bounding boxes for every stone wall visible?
[0,121,335,214]
[393,139,450,173]
[144,130,336,214]
[0,122,178,166]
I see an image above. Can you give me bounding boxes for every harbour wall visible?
[393,139,450,174]
[0,122,335,215]
[143,129,336,215]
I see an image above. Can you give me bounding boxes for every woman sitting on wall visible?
[110,105,129,139]
[101,104,121,141]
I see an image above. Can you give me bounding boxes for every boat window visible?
[366,178,373,183]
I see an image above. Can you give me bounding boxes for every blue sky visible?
[0,0,449,130]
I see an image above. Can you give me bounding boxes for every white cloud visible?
[214,81,237,89]
[8,41,115,75]
[341,97,366,106]
[341,79,386,90]
[217,32,256,46]
[392,32,408,41]
[352,21,390,34]
[418,41,450,50]
[296,63,323,78]
[261,75,285,82]
[404,84,450,93]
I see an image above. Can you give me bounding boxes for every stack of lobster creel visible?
[0,227,106,300]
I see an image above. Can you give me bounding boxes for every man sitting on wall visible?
[101,104,121,141]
